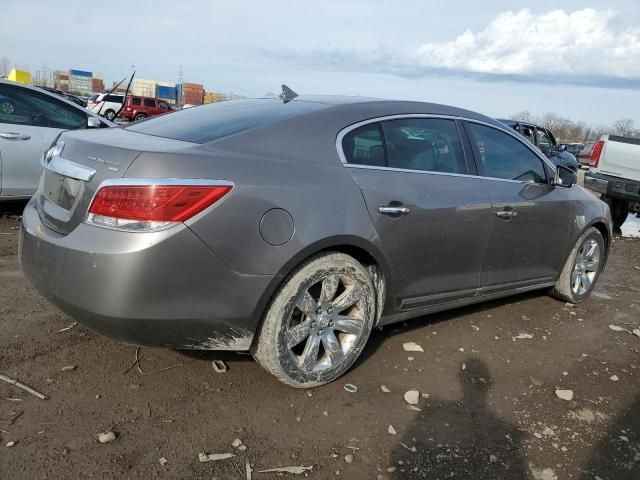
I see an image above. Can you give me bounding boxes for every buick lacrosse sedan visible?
[20,92,611,387]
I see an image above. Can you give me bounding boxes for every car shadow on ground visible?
[352,290,545,371]
[390,357,528,479]
[0,200,27,217]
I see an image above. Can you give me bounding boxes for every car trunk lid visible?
[37,128,196,235]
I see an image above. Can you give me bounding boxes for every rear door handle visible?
[0,132,31,140]
[379,206,410,215]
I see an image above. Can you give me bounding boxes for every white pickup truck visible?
[584,134,640,230]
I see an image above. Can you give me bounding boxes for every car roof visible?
[286,95,506,128]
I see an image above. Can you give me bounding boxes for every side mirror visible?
[87,116,101,128]
[554,165,575,188]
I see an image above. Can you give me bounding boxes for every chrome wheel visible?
[571,238,600,295]
[286,273,367,373]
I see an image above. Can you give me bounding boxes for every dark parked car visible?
[560,143,584,157]
[578,142,595,166]
[498,119,579,171]
[20,95,612,387]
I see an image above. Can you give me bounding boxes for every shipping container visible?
[203,91,225,103]
[133,78,159,97]
[8,68,31,84]
[70,69,92,77]
[92,78,105,92]
[156,85,177,100]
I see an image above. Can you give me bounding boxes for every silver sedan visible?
[0,79,112,199]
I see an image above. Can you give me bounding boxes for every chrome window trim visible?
[343,163,526,184]
[335,113,557,184]
[46,155,97,182]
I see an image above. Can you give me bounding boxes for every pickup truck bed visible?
[585,135,640,230]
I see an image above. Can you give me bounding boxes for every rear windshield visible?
[125,98,329,143]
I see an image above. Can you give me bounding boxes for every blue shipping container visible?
[156,85,177,100]
[70,69,92,77]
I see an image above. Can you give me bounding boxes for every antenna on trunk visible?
[279,84,298,104]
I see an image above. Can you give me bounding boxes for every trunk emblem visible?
[88,155,121,172]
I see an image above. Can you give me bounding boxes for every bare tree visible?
[611,119,636,137]
[508,110,535,123]
[0,57,11,77]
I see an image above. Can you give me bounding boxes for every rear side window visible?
[104,95,123,103]
[126,98,329,143]
[342,124,386,167]
[132,98,141,106]
[382,118,466,173]
[467,123,547,183]
[143,98,155,107]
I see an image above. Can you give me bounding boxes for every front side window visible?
[467,122,547,183]
[381,118,466,173]
[158,101,169,109]
[0,84,87,129]
[341,123,386,167]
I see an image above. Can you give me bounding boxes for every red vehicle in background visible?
[121,96,175,122]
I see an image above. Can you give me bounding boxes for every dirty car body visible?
[20,96,612,386]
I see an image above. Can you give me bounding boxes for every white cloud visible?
[412,8,640,78]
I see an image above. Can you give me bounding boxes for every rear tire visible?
[603,196,629,230]
[104,109,116,121]
[134,113,146,122]
[550,227,605,303]
[252,252,376,388]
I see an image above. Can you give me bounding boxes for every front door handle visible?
[379,206,410,215]
[0,132,31,140]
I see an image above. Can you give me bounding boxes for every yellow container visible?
[7,68,31,84]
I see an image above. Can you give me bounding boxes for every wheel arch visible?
[250,235,395,341]
[588,219,611,266]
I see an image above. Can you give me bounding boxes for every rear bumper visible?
[19,198,276,350]
[585,172,640,203]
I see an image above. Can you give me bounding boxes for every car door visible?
[342,116,493,310]
[157,101,171,116]
[0,83,91,197]
[464,121,572,291]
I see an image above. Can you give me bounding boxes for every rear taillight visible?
[590,140,605,168]
[86,181,232,231]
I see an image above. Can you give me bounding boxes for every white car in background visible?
[87,93,125,120]
[0,79,113,200]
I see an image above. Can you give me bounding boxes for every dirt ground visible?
[1,202,639,480]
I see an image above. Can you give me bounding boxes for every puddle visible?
[621,214,640,238]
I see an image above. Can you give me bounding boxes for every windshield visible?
[125,98,329,143]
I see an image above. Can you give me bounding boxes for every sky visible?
[2,0,639,125]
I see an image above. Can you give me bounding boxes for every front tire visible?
[104,109,116,121]
[550,227,605,303]
[252,252,376,388]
